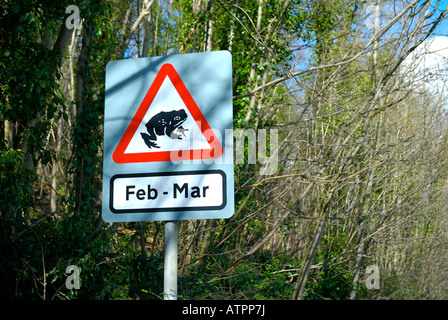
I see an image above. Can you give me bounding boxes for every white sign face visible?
[102,51,233,222]
[110,170,226,213]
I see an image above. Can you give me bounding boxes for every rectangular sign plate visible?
[102,51,233,222]
[110,170,226,213]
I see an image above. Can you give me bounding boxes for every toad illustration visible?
[140,109,189,149]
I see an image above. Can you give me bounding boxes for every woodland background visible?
[1,0,448,300]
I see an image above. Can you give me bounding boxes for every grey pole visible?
[163,48,180,301]
[163,220,178,300]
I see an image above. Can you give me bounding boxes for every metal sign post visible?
[163,49,178,301]
[102,48,234,300]
[163,220,178,300]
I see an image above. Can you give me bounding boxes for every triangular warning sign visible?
[112,63,223,163]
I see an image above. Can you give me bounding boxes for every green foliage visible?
[179,252,295,300]
[302,262,354,300]
[0,1,66,167]
[0,208,164,299]
[0,148,34,215]
[2,0,447,301]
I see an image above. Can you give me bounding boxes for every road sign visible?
[102,51,233,222]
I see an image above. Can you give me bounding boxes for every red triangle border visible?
[112,63,223,163]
